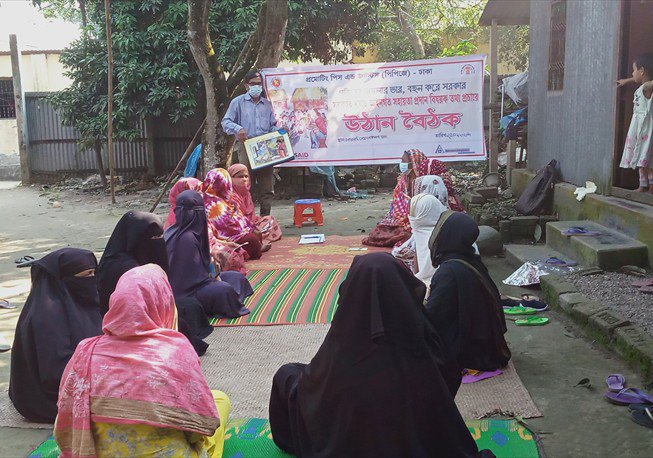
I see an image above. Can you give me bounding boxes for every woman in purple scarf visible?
[164,190,252,319]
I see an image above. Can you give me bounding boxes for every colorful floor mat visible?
[210,268,347,326]
[246,235,390,270]
[29,418,539,458]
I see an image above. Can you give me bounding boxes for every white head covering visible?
[413,175,449,208]
[409,193,447,285]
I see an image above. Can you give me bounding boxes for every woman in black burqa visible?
[97,211,213,355]
[425,211,511,396]
[164,190,252,319]
[269,252,493,458]
[9,248,102,423]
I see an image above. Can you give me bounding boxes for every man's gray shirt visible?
[221,93,278,139]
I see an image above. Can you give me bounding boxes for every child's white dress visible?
[620,85,653,169]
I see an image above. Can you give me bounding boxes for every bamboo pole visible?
[149,118,206,213]
[104,0,116,204]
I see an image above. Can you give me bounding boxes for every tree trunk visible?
[187,0,229,169]
[187,0,288,172]
[393,5,425,58]
[254,0,289,69]
[78,0,87,27]
[104,0,116,204]
[93,139,108,188]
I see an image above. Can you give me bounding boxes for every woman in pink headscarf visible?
[163,178,202,229]
[203,168,263,262]
[54,264,230,457]
[228,164,282,249]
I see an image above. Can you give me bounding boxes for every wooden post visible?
[104,0,116,204]
[144,116,157,177]
[9,35,30,184]
[489,18,499,173]
[507,139,517,186]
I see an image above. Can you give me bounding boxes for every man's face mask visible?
[399,162,410,173]
[248,84,263,97]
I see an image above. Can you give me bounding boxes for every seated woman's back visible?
[54,264,221,457]
[9,248,101,423]
[269,252,486,458]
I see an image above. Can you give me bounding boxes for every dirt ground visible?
[2,181,653,457]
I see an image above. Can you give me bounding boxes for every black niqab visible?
[97,211,168,315]
[164,190,213,296]
[269,252,482,458]
[426,212,510,379]
[97,211,212,354]
[9,248,101,423]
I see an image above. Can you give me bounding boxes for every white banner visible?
[261,55,487,166]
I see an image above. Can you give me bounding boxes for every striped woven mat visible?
[209,268,347,326]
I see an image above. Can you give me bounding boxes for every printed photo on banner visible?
[262,55,487,166]
[268,87,328,150]
[244,131,295,170]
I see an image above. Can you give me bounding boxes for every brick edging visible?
[540,274,653,382]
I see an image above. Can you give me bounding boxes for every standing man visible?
[222,70,278,216]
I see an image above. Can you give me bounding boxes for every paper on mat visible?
[299,234,326,244]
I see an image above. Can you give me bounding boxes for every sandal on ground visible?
[629,403,651,412]
[633,278,653,288]
[561,226,601,236]
[503,304,538,315]
[606,374,626,392]
[605,388,653,406]
[0,299,16,309]
[515,316,549,326]
[544,257,579,267]
[14,255,34,264]
[631,407,653,429]
[520,295,548,311]
[639,286,653,294]
[462,369,503,384]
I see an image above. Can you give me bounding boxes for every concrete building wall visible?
[528,0,619,194]
[0,51,71,155]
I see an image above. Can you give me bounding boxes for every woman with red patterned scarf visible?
[363,150,430,247]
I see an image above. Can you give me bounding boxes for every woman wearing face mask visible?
[363,150,430,247]
[9,248,102,423]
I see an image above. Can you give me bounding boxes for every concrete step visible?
[546,220,648,270]
[504,243,576,269]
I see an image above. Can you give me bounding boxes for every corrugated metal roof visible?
[479,0,530,26]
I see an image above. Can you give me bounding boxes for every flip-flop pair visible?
[15,255,37,268]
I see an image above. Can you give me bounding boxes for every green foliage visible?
[499,25,529,72]
[41,0,381,149]
[375,0,485,62]
[373,0,528,71]
[439,39,477,58]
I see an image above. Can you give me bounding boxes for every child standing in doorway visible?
[618,54,653,192]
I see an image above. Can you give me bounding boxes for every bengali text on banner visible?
[261,55,487,166]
